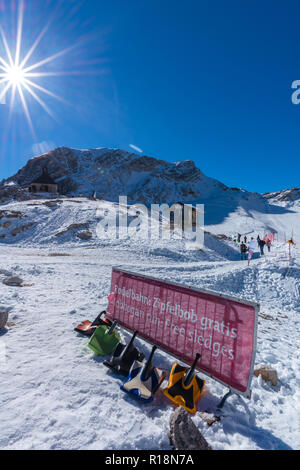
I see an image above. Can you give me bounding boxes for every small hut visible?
[170,202,198,230]
[28,168,58,194]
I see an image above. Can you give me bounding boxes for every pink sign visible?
[106,269,259,397]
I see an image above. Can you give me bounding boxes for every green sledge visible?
[88,321,120,356]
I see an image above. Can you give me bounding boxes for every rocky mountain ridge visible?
[0,146,244,204]
[0,147,298,208]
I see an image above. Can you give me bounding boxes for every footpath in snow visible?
[0,231,299,450]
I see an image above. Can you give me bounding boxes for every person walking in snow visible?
[257,235,261,246]
[266,238,272,253]
[240,241,248,260]
[244,235,247,243]
[248,238,257,266]
[237,233,241,243]
[258,238,266,256]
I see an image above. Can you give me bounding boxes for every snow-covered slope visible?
[0,234,299,450]
[0,195,299,251]
[0,149,299,450]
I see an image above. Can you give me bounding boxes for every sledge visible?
[74,311,112,337]
[88,321,120,356]
[120,345,166,403]
[103,331,145,377]
[163,353,205,414]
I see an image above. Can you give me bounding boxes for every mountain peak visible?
[263,187,300,202]
[1,146,225,204]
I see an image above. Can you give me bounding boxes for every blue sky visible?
[0,0,299,192]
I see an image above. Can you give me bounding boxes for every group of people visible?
[234,234,273,265]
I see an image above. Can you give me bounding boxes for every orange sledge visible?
[74,311,112,337]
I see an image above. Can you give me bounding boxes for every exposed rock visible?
[0,210,23,219]
[58,176,78,194]
[263,187,300,202]
[44,201,58,208]
[0,310,8,329]
[63,199,84,204]
[55,222,89,237]
[169,407,212,450]
[254,365,278,386]
[3,276,24,287]
[11,222,36,237]
[216,234,231,240]
[0,221,12,228]
[5,211,23,219]
[0,185,32,203]
[77,230,93,240]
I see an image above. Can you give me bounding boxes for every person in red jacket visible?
[266,238,272,252]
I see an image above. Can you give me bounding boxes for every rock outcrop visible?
[254,365,278,386]
[169,407,212,450]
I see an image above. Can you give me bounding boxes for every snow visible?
[0,197,299,450]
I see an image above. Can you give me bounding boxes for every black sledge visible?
[120,345,166,403]
[103,330,145,377]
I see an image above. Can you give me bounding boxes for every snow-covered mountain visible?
[263,187,300,203]
[0,146,246,203]
[0,146,299,241]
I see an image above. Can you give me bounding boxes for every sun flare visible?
[0,0,76,136]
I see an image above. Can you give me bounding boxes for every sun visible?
[0,0,76,136]
[5,65,26,86]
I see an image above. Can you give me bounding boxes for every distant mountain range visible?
[1,146,298,204]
